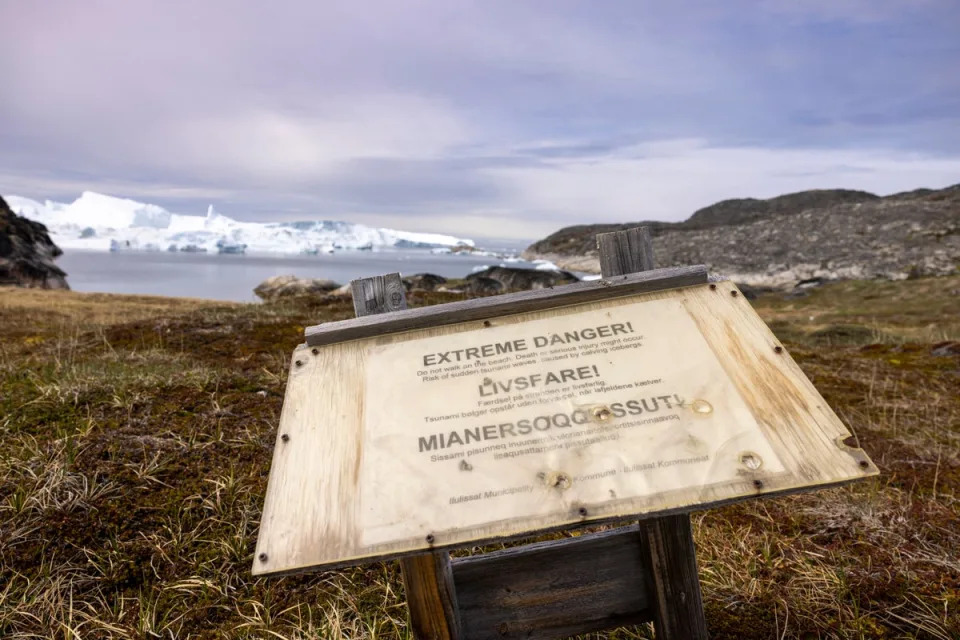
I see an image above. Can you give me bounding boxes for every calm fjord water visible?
[56,249,521,302]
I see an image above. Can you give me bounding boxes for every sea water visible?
[55,248,540,302]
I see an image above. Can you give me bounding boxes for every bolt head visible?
[258,553,268,562]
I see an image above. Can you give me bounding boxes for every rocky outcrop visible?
[402,273,447,292]
[0,195,69,289]
[523,185,960,287]
[254,275,341,301]
[466,266,579,292]
[685,189,878,228]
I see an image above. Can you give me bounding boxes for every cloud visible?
[0,171,234,204]
[150,95,470,183]
[479,141,960,232]
[1,0,958,241]
[756,0,954,24]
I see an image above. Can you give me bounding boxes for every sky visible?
[1,0,958,241]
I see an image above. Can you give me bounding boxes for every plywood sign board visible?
[254,280,876,576]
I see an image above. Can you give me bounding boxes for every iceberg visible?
[7,192,475,255]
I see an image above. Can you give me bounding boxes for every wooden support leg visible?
[401,552,462,640]
[597,228,709,639]
[640,515,708,640]
[350,273,461,640]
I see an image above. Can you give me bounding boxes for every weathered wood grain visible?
[306,264,708,346]
[598,227,708,640]
[452,526,652,640]
[597,227,655,275]
[254,279,876,576]
[641,515,707,640]
[352,275,461,640]
[351,272,408,317]
[401,552,462,640]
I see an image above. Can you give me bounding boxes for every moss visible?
[808,323,879,345]
[1,283,958,638]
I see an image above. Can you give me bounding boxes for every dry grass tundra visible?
[0,277,958,639]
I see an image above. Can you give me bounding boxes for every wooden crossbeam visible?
[452,526,652,640]
[306,264,708,346]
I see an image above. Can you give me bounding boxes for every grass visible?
[0,277,958,639]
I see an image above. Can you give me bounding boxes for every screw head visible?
[740,453,762,470]
[709,283,717,290]
[483,320,492,327]
[592,406,612,422]
[549,472,571,490]
[295,360,303,367]
[311,348,319,355]
[578,507,588,517]
[425,534,435,544]
[774,345,783,354]
[258,553,268,562]
[753,479,764,490]
[691,399,713,415]
[859,460,869,469]
[731,290,739,297]
[281,434,290,442]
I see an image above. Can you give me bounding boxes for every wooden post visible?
[400,553,462,640]
[350,273,463,640]
[352,272,408,317]
[640,515,708,639]
[597,228,709,640]
[597,226,655,275]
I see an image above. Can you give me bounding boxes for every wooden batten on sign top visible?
[254,258,877,577]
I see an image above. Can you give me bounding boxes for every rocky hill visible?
[523,185,959,286]
[0,195,69,289]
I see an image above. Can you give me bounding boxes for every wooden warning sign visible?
[254,268,876,577]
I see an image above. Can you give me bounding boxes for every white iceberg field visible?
[6,191,475,255]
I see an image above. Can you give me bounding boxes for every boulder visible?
[0,196,69,289]
[465,276,504,295]
[466,266,578,292]
[403,273,447,292]
[254,275,341,301]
